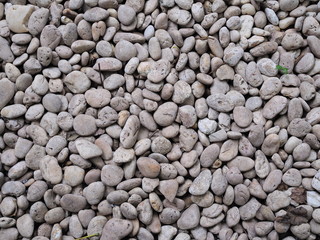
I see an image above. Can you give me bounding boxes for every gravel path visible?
[1,0,320,239]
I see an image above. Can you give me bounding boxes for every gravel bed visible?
[1,0,320,239]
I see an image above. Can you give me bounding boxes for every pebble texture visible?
[0,1,320,240]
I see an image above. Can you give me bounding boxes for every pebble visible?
[60,194,87,212]
[0,1,319,239]
[177,204,200,230]
[39,156,62,184]
[189,169,212,195]
[64,71,91,94]
[75,138,102,159]
[6,5,34,33]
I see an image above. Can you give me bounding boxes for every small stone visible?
[73,114,97,136]
[266,190,291,211]
[83,182,105,205]
[312,170,320,192]
[0,79,15,111]
[64,166,85,187]
[60,194,87,213]
[101,165,124,187]
[6,5,35,33]
[120,115,140,148]
[287,118,312,138]
[39,156,62,185]
[153,102,178,127]
[1,181,26,197]
[1,104,26,119]
[115,40,137,62]
[83,7,108,22]
[295,53,315,73]
[281,32,304,50]
[118,5,136,25]
[263,169,282,192]
[158,179,178,202]
[283,168,302,187]
[64,71,91,94]
[40,25,61,49]
[17,214,34,238]
[207,93,234,112]
[75,139,102,159]
[112,147,135,163]
[189,169,212,195]
[233,106,253,128]
[28,8,49,36]
[262,96,288,119]
[177,204,200,230]
[93,57,123,71]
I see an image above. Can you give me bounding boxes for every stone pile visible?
[1,0,320,239]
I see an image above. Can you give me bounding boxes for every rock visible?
[283,168,302,187]
[71,40,96,53]
[295,53,315,74]
[211,169,228,195]
[28,8,50,36]
[63,166,85,187]
[207,93,234,112]
[177,204,200,230]
[75,139,102,159]
[83,7,109,22]
[6,5,35,33]
[239,198,261,220]
[312,170,320,192]
[153,102,178,127]
[263,169,282,192]
[83,182,105,205]
[120,115,140,148]
[1,104,27,118]
[113,147,135,163]
[115,40,137,62]
[223,44,244,66]
[40,25,61,49]
[101,165,124,186]
[281,32,304,50]
[27,181,48,202]
[262,96,288,119]
[60,194,87,212]
[307,36,320,58]
[1,181,26,197]
[0,79,15,110]
[100,218,133,240]
[118,5,136,25]
[158,179,178,202]
[93,58,123,71]
[233,106,253,128]
[261,134,280,157]
[0,37,14,62]
[168,7,192,26]
[16,214,34,238]
[266,190,291,211]
[250,42,278,57]
[189,169,212,195]
[287,118,311,137]
[291,224,311,240]
[39,156,62,184]
[64,71,91,94]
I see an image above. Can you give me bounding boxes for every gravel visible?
[1,0,320,239]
